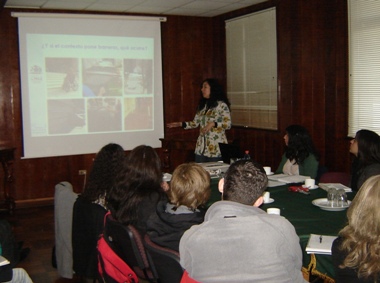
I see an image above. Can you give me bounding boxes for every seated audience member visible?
[275,124,319,178]
[146,162,210,251]
[107,145,168,234]
[0,242,33,283]
[0,266,33,283]
[332,175,380,283]
[54,181,77,279]
[0,220,30,268]
[349,129,380,191]
[72,143,125,282]
[180,160,307,283]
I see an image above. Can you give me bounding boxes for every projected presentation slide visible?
[27,34,154,137]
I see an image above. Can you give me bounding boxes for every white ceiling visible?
[4,0,267,17]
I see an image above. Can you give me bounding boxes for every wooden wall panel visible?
[217,0,350,172]
[0,0,352,206]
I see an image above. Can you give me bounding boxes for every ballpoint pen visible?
[319,235,323,243]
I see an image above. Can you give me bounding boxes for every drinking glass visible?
[337,189,348,207]
[327,188,337,207]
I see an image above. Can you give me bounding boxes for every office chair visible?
[144,234,184,283]
[103,214,159,283]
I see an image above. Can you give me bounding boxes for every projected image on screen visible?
[17,14,164,158]
[87,97,122,132]
[47,99,85,135]
[45,58,80,97]
[83,58,123,97]
[124,97,153,130]
[124,59,153,95]
[30,42,155,138]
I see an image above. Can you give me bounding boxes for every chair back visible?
[104,214,158,282]
[144,234,184,283]
[54,181,77,279]
[319,172,351,187]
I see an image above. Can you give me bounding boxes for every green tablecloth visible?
[207,178,356,281]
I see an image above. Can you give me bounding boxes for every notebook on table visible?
[319,183,352,193]
[268,174,310,184]
[305,234,338,255]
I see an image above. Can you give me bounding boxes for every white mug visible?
[304,178,315,188]
[263,166,271,175]
[267,208,280,215]
[263,191,270,203]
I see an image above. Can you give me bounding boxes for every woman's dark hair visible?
[285,125,318,164]
[82,143,125,202]
[106,145,163,225]
[355,129,380,168]
[197,78,231,111]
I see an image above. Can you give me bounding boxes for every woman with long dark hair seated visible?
[275,125,319,178]
[349,129,380,191]
[72,143,125,282]
[106,145,168,234]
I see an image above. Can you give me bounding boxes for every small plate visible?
[266,172,274,176]
[302,185,319,190]
[264,198,274,204]
[312,198,351,211]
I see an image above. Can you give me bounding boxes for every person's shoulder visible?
[364,162,380,172]
[305,153,318,161]
[260,213,298,234]
[215,100,229,108]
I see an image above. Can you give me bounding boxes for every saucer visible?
[312,198,351,211]
[302,185,318,190]
[264,198,274,204]
[266,172,274,176]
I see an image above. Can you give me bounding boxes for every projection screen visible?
[14,13,165,159]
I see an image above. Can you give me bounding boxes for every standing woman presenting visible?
[167,78,231,163]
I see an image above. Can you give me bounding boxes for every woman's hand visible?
[161,181,170,192]
[201,122,215,134]
[167,122,182,128]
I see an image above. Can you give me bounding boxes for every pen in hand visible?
[319,235,323,243]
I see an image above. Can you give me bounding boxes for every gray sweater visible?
[180,201,307,283]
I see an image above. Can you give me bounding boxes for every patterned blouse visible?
[184,101,231,158]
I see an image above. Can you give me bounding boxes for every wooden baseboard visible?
[15,197,54,209]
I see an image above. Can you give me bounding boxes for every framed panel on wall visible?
[226,7,278,130]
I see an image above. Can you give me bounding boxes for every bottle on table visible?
[243,150,251,160]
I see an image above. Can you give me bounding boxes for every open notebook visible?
[319,183,352,193]
[305,234,338,255]
[0,256,10,266]
[268,174,310,184]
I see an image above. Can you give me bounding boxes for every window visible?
[226,8,277,130]
[348,1,380,137]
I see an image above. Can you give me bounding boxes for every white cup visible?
[263,166,271,175]
[263,191,270,203]
[304,178,315,188]
[267,208,280,215]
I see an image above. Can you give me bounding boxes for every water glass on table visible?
[327,188,338,207]
[337,189,348,207]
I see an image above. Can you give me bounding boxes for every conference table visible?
[206,177,356,283]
